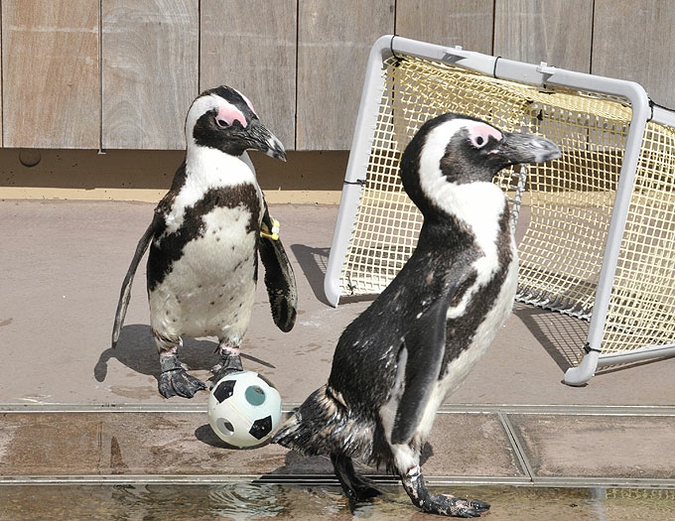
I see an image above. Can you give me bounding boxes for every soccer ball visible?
[208,370,282,448]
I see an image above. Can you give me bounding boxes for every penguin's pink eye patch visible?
[467,122,502,149]
[215,102,248,129]
[236,89,257,117]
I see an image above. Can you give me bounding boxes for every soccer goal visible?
[324,35,675,386]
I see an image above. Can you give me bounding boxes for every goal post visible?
[324,35,675,386]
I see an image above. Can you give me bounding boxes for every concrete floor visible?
[1,199,675,489]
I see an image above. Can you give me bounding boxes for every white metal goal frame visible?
[324,35,675,386]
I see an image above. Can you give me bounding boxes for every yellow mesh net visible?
[601,121,675,353]
[339,53,675,358]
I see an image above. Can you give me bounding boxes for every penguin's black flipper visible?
[390,282,460,445]
[111,212,161,348]
[259,204,297,332]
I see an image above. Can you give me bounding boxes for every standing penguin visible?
[112,86,297,399]
[273,114,560,516]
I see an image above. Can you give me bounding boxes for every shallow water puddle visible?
[2,484,675,520]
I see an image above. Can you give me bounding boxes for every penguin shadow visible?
[95,323,276,386]
[290,244,378,307]
[192,423,269,450]
[258,441,434,475]
[512,303,588,372]
[514,305,673,378]
[94,324,218,383]
[290,244,331,306]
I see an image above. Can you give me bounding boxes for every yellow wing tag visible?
[261,217,280,241]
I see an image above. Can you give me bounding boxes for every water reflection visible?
[1,484,674,520]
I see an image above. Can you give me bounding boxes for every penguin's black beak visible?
[246,118,287,162]
[497,132,561,165]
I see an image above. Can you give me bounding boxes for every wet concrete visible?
[2,484,675,520]
[509,413,675,481]
[1,408,674,488]
[0,411,524,481]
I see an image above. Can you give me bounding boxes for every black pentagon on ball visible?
[249,415,273,440]
[213,379,237,403]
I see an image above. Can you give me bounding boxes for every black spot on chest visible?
[442,208,513,369]
[147,183,261,292]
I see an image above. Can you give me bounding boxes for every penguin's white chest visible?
[448,251,519,378]
[419,244,518,438]
[415,184,518,441]
[150,204,259,342]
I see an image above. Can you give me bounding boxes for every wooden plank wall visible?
[296,0,393,149]
[2,0,100,148]
[102,0,199,150]
[2,0,675,151]
[200,0,297,149]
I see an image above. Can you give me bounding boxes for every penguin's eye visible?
[469,133,491,149]
[214,102,248,129]
[466,122,503,149]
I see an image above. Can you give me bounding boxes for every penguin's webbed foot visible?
[211,346,244,384]
[331,453,382,502]
[158,353,207,399]
[401,466,489,517]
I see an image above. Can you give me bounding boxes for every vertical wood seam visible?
[197,0,202,93]
[0,1,3,148]
[98,0,103,152]
[589,0,597,74]
[491,0,496,56]
[294,0,300,150]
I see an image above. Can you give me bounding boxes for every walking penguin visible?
[112,86,297,399]
[272,113,560,516]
